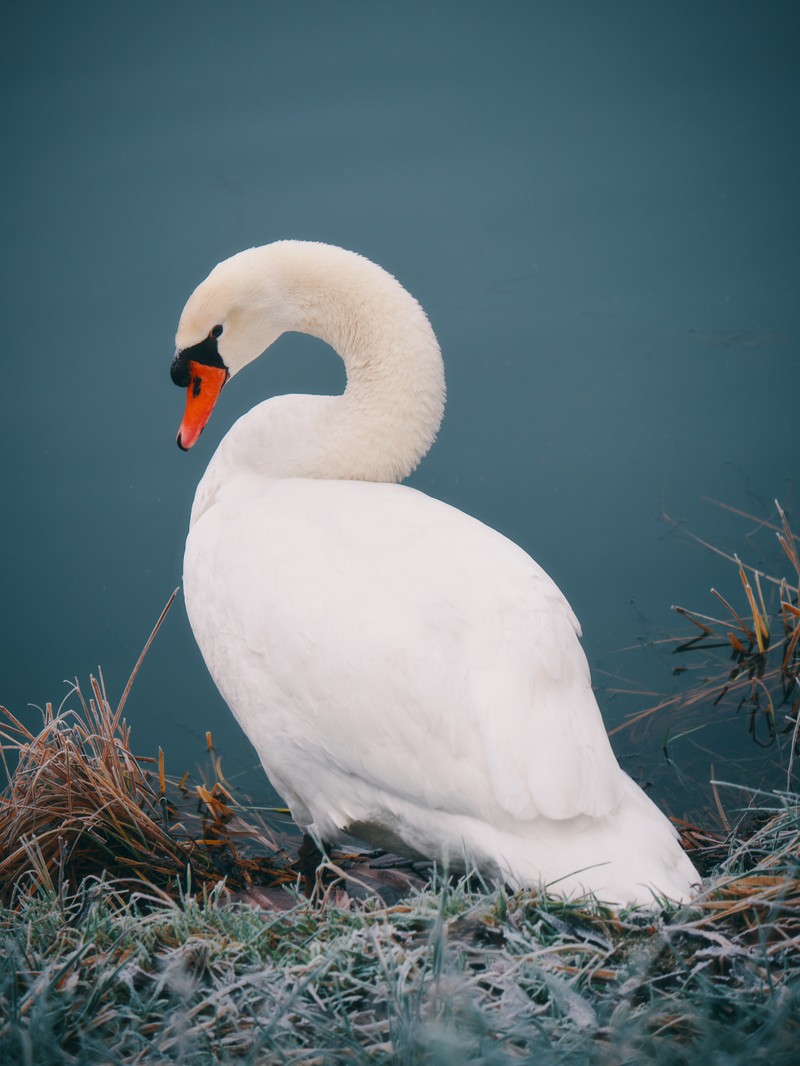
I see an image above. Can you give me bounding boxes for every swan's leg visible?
[297,831,338,895]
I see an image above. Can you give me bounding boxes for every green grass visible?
[1,809,798,1065]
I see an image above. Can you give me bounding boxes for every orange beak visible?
[176,361,229,451]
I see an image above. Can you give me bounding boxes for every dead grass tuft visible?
[0,593,294,904]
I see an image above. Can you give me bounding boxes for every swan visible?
[171,241,699,907]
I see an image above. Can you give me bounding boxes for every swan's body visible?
[172,241,699,907]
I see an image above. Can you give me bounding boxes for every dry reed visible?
[0,672,296,903]
[609,500,800,794]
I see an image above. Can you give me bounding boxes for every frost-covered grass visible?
[1,791,799,1065]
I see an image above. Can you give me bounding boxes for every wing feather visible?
[185,477,624,833]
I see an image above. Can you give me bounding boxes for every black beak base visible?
[171,333,227,387]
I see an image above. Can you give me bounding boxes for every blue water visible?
[1,1,797,822]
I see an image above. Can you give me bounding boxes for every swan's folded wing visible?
[185,478,625,830]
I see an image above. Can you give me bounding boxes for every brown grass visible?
[0,671,299,903]
[0,592,295,904]
[609,500,800,790]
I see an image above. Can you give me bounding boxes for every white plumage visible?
[172,241,699,907]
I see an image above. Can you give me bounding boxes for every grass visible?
[1,677,798,1063]
[0,672,293,903]
[1,503,799,1062]
[614,499,799,762]
[0,798,798,1063]
[600,499,800,836]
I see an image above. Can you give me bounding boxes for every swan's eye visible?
[210,324,223,339]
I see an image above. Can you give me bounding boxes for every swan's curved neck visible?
[220,242,446,484]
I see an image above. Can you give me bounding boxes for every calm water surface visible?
[1,2,797,825]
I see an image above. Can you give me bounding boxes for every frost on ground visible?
[1,793,798,1065]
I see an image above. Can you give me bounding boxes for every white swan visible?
[171,241,699,907]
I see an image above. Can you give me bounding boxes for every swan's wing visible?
[185,479,624,828]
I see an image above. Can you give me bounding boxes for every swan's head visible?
[170,247,295,450]
[170,241,445,474]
